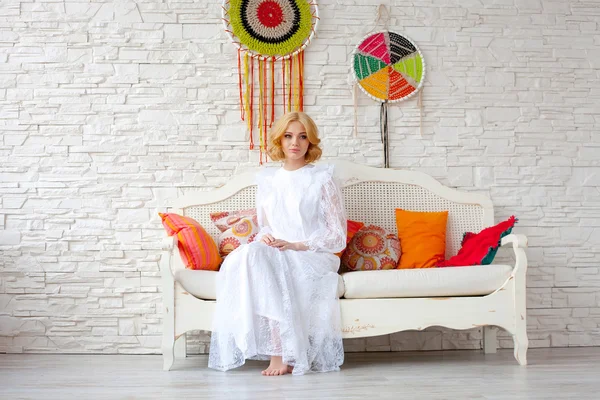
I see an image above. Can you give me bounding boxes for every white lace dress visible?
[208,163,347,375]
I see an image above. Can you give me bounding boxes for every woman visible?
[208,112,347,376]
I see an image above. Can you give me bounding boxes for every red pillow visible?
[335,220,365,257]
[159,213,222,271]
[437,216,517,268]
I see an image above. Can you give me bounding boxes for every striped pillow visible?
[159,213,222,271]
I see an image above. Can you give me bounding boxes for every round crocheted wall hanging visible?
[226,0,314,57]
[222,0,319,164]
[352,30,425,103]
[351,26,426,168]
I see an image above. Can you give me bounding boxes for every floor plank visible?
[1,348,599,399]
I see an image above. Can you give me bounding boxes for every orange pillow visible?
[159,213,222,271]
[395,209,448,269]
[335,220,365,257]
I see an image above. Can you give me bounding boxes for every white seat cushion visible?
[174,269,346,300]
[341,265,513,299]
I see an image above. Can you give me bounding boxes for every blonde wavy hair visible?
[267,112,322,163]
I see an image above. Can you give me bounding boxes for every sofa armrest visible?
[160,236,177,282]
[162,236,176,251]
[160,235,178,370]
[500,234,528,276]
[501,234,528,249]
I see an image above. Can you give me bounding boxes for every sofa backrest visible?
[172,160,494,258]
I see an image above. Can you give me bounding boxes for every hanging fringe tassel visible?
[381,101,389,168]
[262,56,268,164]
[257,58,264,163]
[293,53,300,111]
[248,54,254,150]
[288,55,293,112]
[299,51,304,111]
[282,57,286,114]
[270,56,275,127]
[239,51,310,162]
[353,83,358,138]
[237,50,313,164]
[237,49,245,121]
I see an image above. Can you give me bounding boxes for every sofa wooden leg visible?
[483,326,497,354]
[508,238,528,366]
[162,339,175,371]
[162,300,176,370]
[174,333,187,359]
[160,239,177,371]
[513,322,528,366]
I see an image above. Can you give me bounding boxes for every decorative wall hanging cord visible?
[351,4,426,167]
[380,101,389,168]
[222,0,319,164]
[353,83,358,138]
[418,89,423,136]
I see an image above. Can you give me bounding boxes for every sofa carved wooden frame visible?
[160,160,528,370]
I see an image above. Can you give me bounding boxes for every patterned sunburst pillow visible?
[341,224,401,271]
[210,209,259,257]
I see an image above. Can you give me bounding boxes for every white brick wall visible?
[1,0,599,354]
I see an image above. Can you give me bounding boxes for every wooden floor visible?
[1,348,599,399]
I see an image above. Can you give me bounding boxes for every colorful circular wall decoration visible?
[222,0,319,164]
[352,29,425,168]
[352,31,425,103]
[226,0,314,58]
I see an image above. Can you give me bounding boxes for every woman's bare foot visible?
[261,356,290,376]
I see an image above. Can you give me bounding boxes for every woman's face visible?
[281,121,310,162]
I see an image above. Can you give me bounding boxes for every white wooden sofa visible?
[160,160,528,370]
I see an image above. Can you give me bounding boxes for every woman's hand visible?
[261,233,275,245]
[270,239,295,251]
[266,238,309,251]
